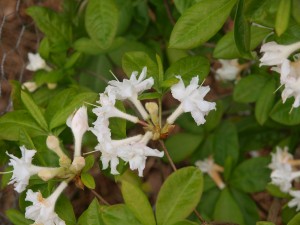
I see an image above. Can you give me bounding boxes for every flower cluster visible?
[260,41,300,109]
[268,146,300,211]
[5,106,89,224]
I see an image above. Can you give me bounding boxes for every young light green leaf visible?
[174,0,197,14]
[229,157,271,193]
[83,155,95,173]
[233,74,269,103]
[85,0,119,49]
[164,133,203,163]
[169,0,237,49]
[121,181,156,225]
[288,213,300,225]
[5,209,32,225]
[102,204,142,225]
[213,26,270,59]
[275,0,291,36]
[21,91,48,131]
[234,0,251,58]
[172,220,198,225]
[255,79,277,125]
[156,167,203,225]
[270,98,300,125]
[213,189,245,225]
[55,194,76,225]
[77,199,103,225]
[292,0,300,24]
[81,173,96,189]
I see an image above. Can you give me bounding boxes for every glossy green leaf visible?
[109,101,127,139]
[233,74,269,103]
[122,51,159,90]
[255,79,277,125]
[288,213,300,225]
[102,204,142,225]
[156,167,203,225]
[172,220,198,225]
[85,0,118,49]
[213,188,245,225]
[5,209,32,225]
[165,133,203,163]
[256,222,275,225]
[275,0,291,36]
[83,155,95,173]
[230,157,271,193]
[81,172,96,189]
[292,0,300,24]
[49,91,97,130]
[270,98,300,125]
[78,199,103,225]
[138,92,162,100]
[56,194,76,225]
[174,0,197,14]
[21,91,48,131]
[234,0,251,58]
[169,0,237,49]
[121,181,155,225]
[213,26,270,59]
[165,56,210,86]
[0,110,45,141]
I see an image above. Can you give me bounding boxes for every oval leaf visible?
[169,0,237,49]
[156,167,203,225]
[270,98,300,125]
[275,0,291,36]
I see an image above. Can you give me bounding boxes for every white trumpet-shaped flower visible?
[270,167,300,193]
[105,67,153,119]
[167,76,216,125]
[118,132,164,177]
[26,53,51,72]
[67,106,89,157]
[288,190,300,211]
[268,146,293,171]
[260,41,300,66]
[6,146,43,193]
[25,182,67,225]
[215,59,241,81]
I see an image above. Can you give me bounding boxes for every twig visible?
[163,0,175,25]
[90,189,110,206]
[159,140,206,224]
[267,197,281,224]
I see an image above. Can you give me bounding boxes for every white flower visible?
[215,59,241,81]
[195,157,225,189]
[22,81,39,92]
[25,182,67,225]
[268,146,293,170]
[92,94,139,123]
[118,132,164,177]
[288,190,300,211]
[260,41,300,66]
[6,146,42,193]
[26,53,51,72]
[270,167,300,193]
[67,106,89,157]
[167,76,216,125]
[105,67,153,119]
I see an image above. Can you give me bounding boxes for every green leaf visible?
[288,213,300,225]
[213,26,270,59]
[122,51,159,91]
[34,70,64,85]
[203,100,224,132]
[56,194,76,225]
[169,0,237,49]
[292,0,300,24]
[81,173,96,189]
[165,56,210,86]
[138,92,162,100]
[156,167,203,225]
[174,0,198,14]
[0,110,45,141]
[49,91,97,130]
[102,204,142,225]
[78,199,103,225]
[230,157,271,193]
[21,91,48,131]
[83,155,95,173]
[255,79,277,125]
[85,0,118,49]
[213,188,245,225]
[275,0,291,36]
[121,181,156,225]
[256,222,275,225]
[164,133,203,163]
[270,98,300,125]
[5,209,32,225]
[266,183,290,198]
[172,220,198,225]
[109,101,127,139]
[234,0,251,58]
[233,74,269,103]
